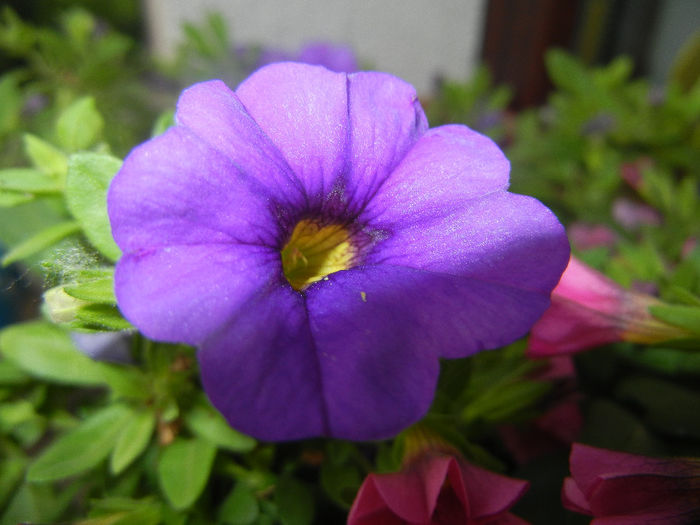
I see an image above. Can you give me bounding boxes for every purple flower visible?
[257,41,359,73]
[108,63,569,441]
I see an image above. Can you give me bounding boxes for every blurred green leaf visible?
[0,167,62,193]
[110,409,156,475]
[1,220,79,266]
[648,304,700,335]
[56,96,104,151]
[320,461,361,510]
[0,321,109,385]
[74,304,132,331]
[185,401,256,453]
[218,483,260,525]
[65,152,121,261]
[275,476,314,525]
[157,437,216,510]
[0,190,34,207]
[151,109,175,137]
[27,403,131,482]
[23,133,68,177]
[0,454,26,508]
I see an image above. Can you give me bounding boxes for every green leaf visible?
[320,462,361,509]
[110,409,156,474]
[0,454,26,508]
[0,321,109,385]
[1,220,80,266]
[0,190,34,207]
[185,402,256,453]
[27,404,131,482]
[0,167,62,193]
[65,152,121,260]
[157,437,216,510]
[56,96,104,151]
[64,276,116,304]
[74,304,132,331]
[23,133,68,177]
[218,484,259,525]
[0,359,29,384]
[151,109,175,137]
[275,476,314,525]
[649,304,700,335]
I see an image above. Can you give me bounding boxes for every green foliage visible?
[157,438,217,510]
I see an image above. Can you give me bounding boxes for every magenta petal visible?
[362,125,510,225]
[175,80,305,203]
[562,477,592,514]
[197,285,327,441]
[108,127,284,252]
[457,460,530,519]
[235,63,348,204]
[115,244,277,345]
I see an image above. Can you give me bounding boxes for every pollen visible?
[281,220,356,291]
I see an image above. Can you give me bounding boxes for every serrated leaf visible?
[275,476,314,525]
[56,97,104,151]
[185,402,256,453]
[23,133,68,177]
[64,276,116,304]
[0,167,62,193]
[110,409,156,474]
[157,438,216,510]
[27,404,131,482]
[218,484,259,525]
[1,220,80,266]
[65,152,121,260]
[0,321,109,385]
[74,304,132,331]
[649,304,700,335]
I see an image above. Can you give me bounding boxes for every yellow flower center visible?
[281,220,356,291]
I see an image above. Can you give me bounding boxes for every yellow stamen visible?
[281,220,355,290]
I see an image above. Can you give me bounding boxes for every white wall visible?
[144,0,486,94]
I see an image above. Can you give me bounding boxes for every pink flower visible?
[348,452,529,524]
[567,223,618,251]
[612,198,661,231]
[528,257,687,357]
[563,443,700,524]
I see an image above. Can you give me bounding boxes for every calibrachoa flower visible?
[348,450,530,524]
[108,63,569,441]
[258,41,359,73]
[528,256,687,357]
[563,443,700,524]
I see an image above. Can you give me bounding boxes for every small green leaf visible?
[185,402,256,453]
[56,97,104,151]
[649,304,700,335]
[74,304,132,331]
[0,167,62,193]
[275,476,314,525]
[0,321,109,385]
[0,359,29,384]
[1,220,80,266]
[23,133,68,177]
[110,409,156,474]
[27,404,131,482]
[151,109,175,137]
[65,152,121,260]
[218,483,259,525]
[157,437,216,510]
[0,455,26,508]
[0,190,34,207]
[64,276,116,304]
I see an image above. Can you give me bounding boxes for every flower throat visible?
[281,220,356,291]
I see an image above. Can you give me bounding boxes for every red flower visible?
[528,257,687,357]
[347,453,529,524]
[563,443,700,524]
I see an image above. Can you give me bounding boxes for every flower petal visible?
[343,71,428,209]
[361,125,510,225]
[175,80,306,203]
[235,63,349,205]
[108,127,293,252]
[197,285,327,441]
[367,191,569,296]
[235,64,428,215]
[456,460,529,519]
[115,243,278,345]
[304,263,550,439]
